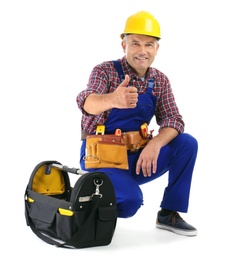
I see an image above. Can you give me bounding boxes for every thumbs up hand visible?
[112,75,138,108]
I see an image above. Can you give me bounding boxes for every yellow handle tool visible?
[58,208,74,216]
[96,125,105,135]
[140,123,148,138]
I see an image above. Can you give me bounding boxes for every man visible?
[76,11,198,236]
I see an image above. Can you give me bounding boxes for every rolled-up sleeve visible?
[76,64,109,116]
[155,77,185,133]
[76,88,94,116]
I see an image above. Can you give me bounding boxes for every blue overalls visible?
[80,64,198,218]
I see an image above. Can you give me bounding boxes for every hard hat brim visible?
[120,33,161,40]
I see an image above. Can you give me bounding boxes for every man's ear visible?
[121,41,126,53]
[155,43,160,55]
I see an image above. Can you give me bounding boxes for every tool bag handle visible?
[51,163,88,175]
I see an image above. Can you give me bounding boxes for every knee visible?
[179,133,198,152]
[117,196,143,218]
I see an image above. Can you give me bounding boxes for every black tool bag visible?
[24,160,117,249]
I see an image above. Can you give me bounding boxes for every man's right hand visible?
[83,74,138,115]
[113,75,138,108]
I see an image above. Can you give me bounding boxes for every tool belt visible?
[122,131,150,151]
[83,131,151,170]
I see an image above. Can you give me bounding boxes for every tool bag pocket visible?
[27,199,117,243]
[56,205,117,242]
[85,135,129,170]
[28,200,59,238]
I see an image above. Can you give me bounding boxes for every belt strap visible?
[81,130,143,141]
[81,130,150,151]
[81,130,90,140]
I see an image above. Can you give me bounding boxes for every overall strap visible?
[146,78,155,93]
[112,60,125,82]
[147,78,155,89]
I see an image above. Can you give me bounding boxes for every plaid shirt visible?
[76,56,184,134]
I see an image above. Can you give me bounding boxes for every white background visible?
[1,0,235,258]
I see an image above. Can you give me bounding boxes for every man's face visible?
[121,34,159,77]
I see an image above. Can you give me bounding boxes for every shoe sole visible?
[156,222,198,236]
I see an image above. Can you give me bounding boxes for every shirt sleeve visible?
[76,64,110,116]
[155,74,185,133]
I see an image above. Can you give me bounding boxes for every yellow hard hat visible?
[121,11,161,39]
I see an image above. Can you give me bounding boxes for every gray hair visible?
[122,34,159,44]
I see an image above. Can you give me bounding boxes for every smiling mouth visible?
[135,57,147,60]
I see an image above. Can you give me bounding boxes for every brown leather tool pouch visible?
[122,131,150,152]
[84,135,129,170]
